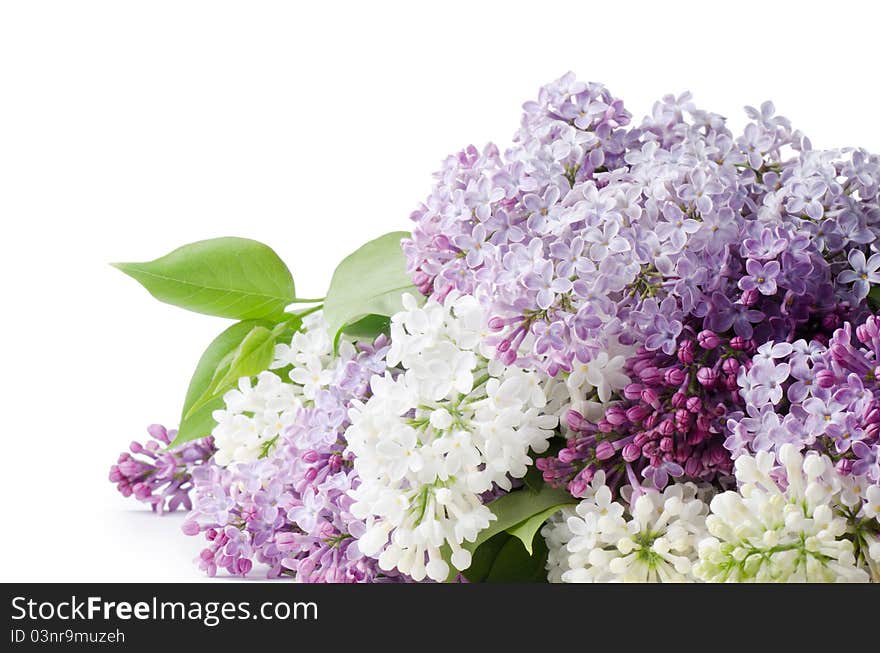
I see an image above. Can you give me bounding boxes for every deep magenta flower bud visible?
[660,437,674,453]
[664,367,686,386]
[697,330,720,350]
[623,383,644,400]
[659,418,675,436]
[686,396,703,413]
[641,387,660,407]
[675,408,691,431]
[677,340,695,364]
[557,447,577,464]
[671,391,688,408]
[568,480,586,497]
[605,405,627,426]
[725,374,739,390]
[729,336,749,351]
[566,410,588,432]
[696,366,718,388]
[626,405,650,423]
[595,440,616,460]
[302,450,320,463]
[639,365,662,385]
[722,357,740,375]
[633,431,650,447]
[622,442,641,462]
[644,412,660,429]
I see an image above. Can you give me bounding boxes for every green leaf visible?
[112,237,296,319]
[461,532,511,583]
[869,285,880,312]
[507,503,574,554]
[469,485,573,551]
[440,484,572,581]
[340,314,391,341]
[323,232,420,347]
[170,397,224,449]
[483,530,549,583]
[168,319,272,449]
[184,325,277,419]
[182,320,272,415]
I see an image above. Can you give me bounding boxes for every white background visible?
[1,0,878,581]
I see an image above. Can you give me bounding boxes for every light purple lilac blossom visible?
[109,425,214,514]
[181,336,409,582]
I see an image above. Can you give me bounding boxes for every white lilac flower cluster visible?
[695,445,879,582]
[545,445,880,582]
[542,473,710,582]
[346,293,558,581]
[210,313,337,466]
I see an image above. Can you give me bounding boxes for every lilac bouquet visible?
[110,73,880,582]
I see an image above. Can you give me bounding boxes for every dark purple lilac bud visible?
[595,440,616,460]
[302,450,321,463]
[671,391,688,408]
[664,367,686,386]
[696,366,718,388]
[605,405,627,426]
[633,431,651,447]
[622,442,641,462]
[626,404,651,423]
[659,437,674,453]
[677,339,695,364]
[568,478,587,498]
[674,408,692,431]
[623,383,644,400]
[638,365,662,385]
[729,336,749,351]
[566,410,588,432]
[722,357,740,375]
[686,396,703,413]
[697,330,721,350]
[659,418,675,436]
[557,447,577,464]
[641,387,660,407]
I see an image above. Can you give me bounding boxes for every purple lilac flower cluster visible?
[727,317,880,485]
[404,73,879,382]
[109,424,214,514]
[537,329,753,496]
[180,336,408,582]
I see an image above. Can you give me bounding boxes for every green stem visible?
[287,297,325,304]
